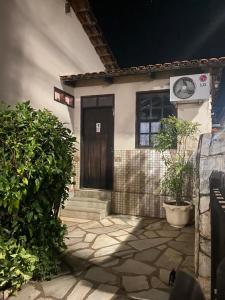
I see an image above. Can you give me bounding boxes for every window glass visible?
[140,122,150,133]
[152,108,162,120]
[139,99,150,119]
[151,96,161,107]
[140,108,150,119]
[98,96,114,107]
[82,95,114,108]
[151,122,161,133]
[150,134,158,147]
[163,95,170,105]
[136,91,176,148]
[140,134,150,146]
[82,97,97,107]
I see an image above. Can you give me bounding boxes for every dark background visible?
[90,0,225,68]
[90,0,225,124]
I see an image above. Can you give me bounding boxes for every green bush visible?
[0,237,37,293]
[0,102,76,290]
[155,116,199,205]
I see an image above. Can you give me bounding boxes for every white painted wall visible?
[0,0,104,130]
[74,77,212,151]
[177,99,212,150]
[177,100,212,133]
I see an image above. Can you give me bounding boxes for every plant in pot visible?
[155,116,199,228]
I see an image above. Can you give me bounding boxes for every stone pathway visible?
[9,215,195,300]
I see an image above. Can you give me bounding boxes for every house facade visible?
[61,64,223,219]
[0,0,224,220]
[1,2,225,298]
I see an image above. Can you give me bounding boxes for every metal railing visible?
[169,171,225,300]
[210,171,225,300]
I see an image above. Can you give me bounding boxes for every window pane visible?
[140,134,149,146]
[139,98,150,120]
[150,134,158,147]
[151,122,161,133]
[163,94,170,105]
[151,96,161,107]
[140,108,150,119]
[98,95,113,107]
[140,94,151,103]
[140,99,150,112]
[152,108,162,120]
[82,97,97,107]
[140,97,150,105]
[140,122,150,133]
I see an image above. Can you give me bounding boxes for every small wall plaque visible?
[96,123,101,133]
[54,87,74,108]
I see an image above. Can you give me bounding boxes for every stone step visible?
[61,189,112,221]
[74,189,112,200]
[69,196,109,204]
[60,207,107,221]
[66,197,110,210]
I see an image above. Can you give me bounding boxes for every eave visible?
[61,57,225,88]
[69,0,119,70]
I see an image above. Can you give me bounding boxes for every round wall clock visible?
[173,77,196,99]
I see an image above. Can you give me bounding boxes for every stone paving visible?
[9,215,194,300]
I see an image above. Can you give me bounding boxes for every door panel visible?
[81,106,113,189]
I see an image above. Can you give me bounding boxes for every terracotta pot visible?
[163,201,192,228]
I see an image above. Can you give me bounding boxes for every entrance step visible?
[74,189,111,200]
[60,189,112,221]
[60,207,107,221]
[65,197,110,210]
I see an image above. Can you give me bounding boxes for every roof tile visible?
[60,57,225,84]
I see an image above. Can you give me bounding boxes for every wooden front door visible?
[81,96,114,189]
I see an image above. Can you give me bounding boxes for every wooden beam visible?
[149,71,156,79]
[104,76,114,84]
[69,0,119,70]
[64,80,77,87]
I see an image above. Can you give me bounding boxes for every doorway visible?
[81,95,114,190]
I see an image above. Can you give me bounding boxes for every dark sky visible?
[90,0,225,68]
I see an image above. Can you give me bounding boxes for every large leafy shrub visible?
[0,237,37,293]
[0,102,76,291]
[155,116,199,205]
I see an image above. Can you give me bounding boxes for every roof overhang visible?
[61,57,225,88]
[69,0,119,70]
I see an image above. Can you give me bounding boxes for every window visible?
[82,95,114,108]
[136,90,176,148]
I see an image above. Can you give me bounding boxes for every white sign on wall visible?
[96,123,101,133]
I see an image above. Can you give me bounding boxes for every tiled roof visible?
[61,57,225,84]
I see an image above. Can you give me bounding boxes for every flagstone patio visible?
[9,215,194,300]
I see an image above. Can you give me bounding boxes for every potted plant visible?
[155,116,199,228]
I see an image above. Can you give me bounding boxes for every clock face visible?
[173,77,196,99]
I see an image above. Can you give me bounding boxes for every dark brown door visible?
[81,106,114,189]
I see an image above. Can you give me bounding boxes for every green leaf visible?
[22,177,28,185]
[0,101,74,289]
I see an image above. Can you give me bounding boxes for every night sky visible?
[90,0,225,68]
[89,0,225,124]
